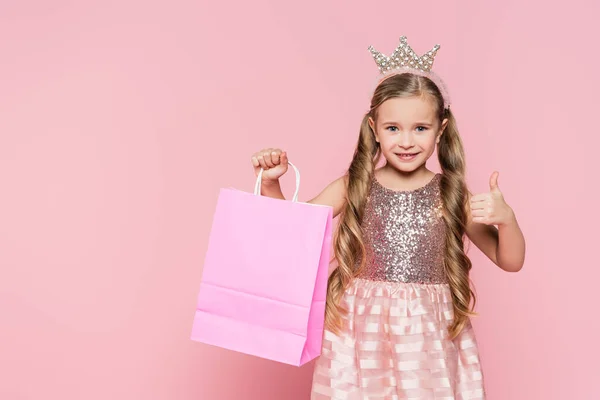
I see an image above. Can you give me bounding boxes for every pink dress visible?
[311,173,486,399]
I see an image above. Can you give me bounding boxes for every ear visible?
[436,117,449,144]
[368,116,379,143]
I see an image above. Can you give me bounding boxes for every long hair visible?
[324,73,476,339]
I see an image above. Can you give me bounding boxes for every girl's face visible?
[368,96,448,174]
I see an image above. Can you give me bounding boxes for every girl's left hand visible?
[469,171,514,227]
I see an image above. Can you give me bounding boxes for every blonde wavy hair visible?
[325,73,476,339]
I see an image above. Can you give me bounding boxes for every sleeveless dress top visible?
[356,172,447,284]
[310,172,486,400]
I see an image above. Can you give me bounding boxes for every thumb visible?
[281,151,288,166]
[489,171,500,192]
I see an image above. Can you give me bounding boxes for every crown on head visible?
[368,36,440,73]
[367,36,451,110]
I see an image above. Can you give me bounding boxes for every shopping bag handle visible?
[254,162,300,203]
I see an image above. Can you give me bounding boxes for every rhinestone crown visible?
[368,36,440,73]
[367,36,451,109]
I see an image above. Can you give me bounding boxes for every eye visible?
[416,126,428,132]
[386,126,398,132]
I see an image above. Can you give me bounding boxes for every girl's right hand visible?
[251,148,289,182]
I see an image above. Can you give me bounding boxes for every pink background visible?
[1,1,598,399]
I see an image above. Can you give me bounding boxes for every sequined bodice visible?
[356,173,448,284]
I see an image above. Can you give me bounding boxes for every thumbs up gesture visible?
[469,171,514,226]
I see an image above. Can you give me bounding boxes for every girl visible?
[251,36,525,400]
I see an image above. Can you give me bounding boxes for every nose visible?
[396,131,415,148]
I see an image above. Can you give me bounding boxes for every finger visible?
[470,208,487,217]
[256,149,268,159]
[281,151,288,165]
[263,150,275,168]
[251,156,260,168]
[254,149,268,162]
[271,150,281,165]
[470,201,487,210]
[470,193,490,203]
[489,171,500,192]
[257,154,269,169]
[473,206,495,217]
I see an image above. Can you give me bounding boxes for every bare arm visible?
[463,171,526,273]
[307,175,348,219]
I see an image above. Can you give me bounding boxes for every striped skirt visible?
[310,278,486,399]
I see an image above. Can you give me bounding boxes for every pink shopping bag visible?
[190,162,333,366]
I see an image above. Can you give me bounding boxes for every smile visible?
[396,152,419,161]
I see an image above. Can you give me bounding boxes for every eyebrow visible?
[381,121,433,126]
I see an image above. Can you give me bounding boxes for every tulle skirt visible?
[310,278,486,399]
